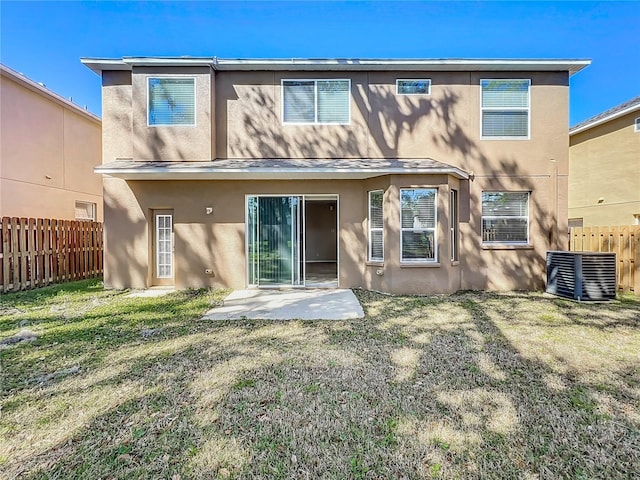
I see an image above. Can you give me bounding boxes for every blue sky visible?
[1,1,638,124]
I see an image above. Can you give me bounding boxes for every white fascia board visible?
[80,57,214,75]
[215,58,591,75]
[570,103,640,135]
[121,57,215,68]
[94,166,469,181]
[82,56,591,75]
[80,58,131,75]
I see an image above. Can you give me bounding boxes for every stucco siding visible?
[0,68,102,220]
[98,65,571,294]
[569,111,640,225]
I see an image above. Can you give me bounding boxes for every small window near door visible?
[75,201,96,221]
[156,214,173,279]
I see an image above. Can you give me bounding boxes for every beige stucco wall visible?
[103,176,470,294]
[569,111,640,226]
[0,70,102,220]
[100,67,570,293]
[131,66,214,161]
[214,71,569,176]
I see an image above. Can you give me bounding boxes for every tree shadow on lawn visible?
[2,286,639,479]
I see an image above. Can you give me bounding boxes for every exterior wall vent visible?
[546,251,617,301]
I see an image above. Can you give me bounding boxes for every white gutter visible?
[570,103,640,135]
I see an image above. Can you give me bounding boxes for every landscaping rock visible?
[0,329,38,347]
[0,306,23,316]
[33,365,81,384]
[141,328,163,338]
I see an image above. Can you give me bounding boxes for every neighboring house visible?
[569,96,640,227]
[0,64,102,221]
[82,56,589,294]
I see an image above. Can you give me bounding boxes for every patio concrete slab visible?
[202,289,364,321]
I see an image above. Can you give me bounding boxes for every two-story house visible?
[82,57,589,294]
[1,64,102,221]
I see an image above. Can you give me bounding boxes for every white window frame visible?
[450,189,458,262]
[75,201,96,221]
[147,76,197,127]
[635,117,640,132]
[155,214,173,278]
[396,79,431,95]
[480,79,531,140]
[281,79,351,125]
[400,188,438,263]
[481,191,530,245]
[368,190,384,262]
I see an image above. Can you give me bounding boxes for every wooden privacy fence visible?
[0,217,103,293]
[569,225,640,295]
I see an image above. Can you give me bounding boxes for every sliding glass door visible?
[247,196,302,286]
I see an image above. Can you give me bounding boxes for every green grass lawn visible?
[1,280,639,479]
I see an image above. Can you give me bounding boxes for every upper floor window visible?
[481,79,530,139]
[635,117,640,132]
[400,188,437,262]
[148,77,195,126]
[482,192,529,244]
[396,79,431,95]
[282,79,350,125]
[368,190,384,262]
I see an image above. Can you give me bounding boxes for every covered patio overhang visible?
[95,158,471,181]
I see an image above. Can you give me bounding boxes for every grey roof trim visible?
[570,95,640,135]
[1,63,101,123]
[95,159,470,181]
[80,58,132,75]
[81,56,591,76]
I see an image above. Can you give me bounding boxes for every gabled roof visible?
[81,56,591,76]
[95,158,470,181]
[0,63,101,123]
[570,95,640,135]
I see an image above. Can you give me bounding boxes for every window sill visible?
[482,243,534,250]
[451,260,460,266]
[148,124,196,128]
[366,261,384,267]
[400,262,440,268]
[480,136,530,141]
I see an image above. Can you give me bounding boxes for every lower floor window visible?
[75,201,96,221]
[400,188,437,261]
[482,192,529,243]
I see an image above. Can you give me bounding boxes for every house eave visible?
[95,160,470,181]
[570,103,640,135]
[81,57,591,76]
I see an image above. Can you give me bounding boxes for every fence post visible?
[2,218,9,293]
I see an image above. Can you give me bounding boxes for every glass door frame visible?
[245,194,339,288]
